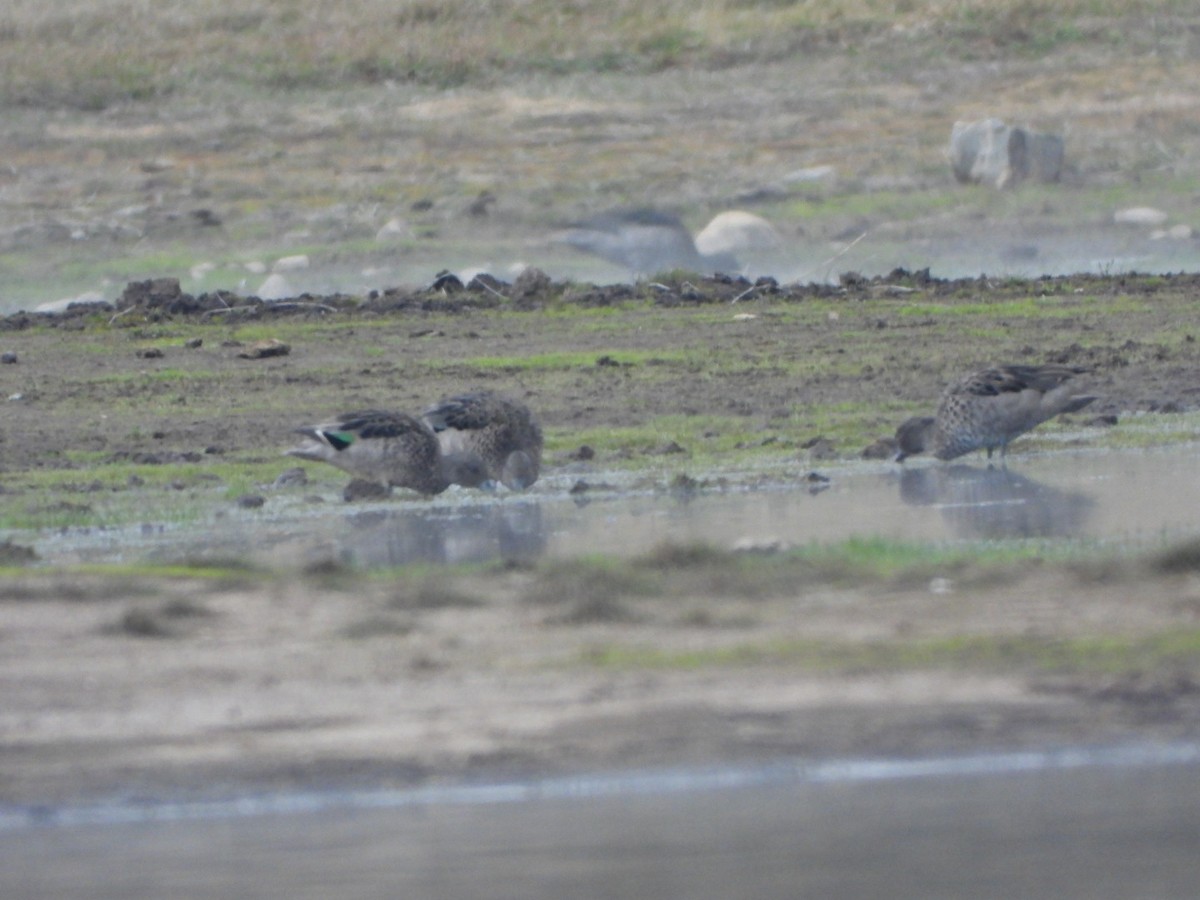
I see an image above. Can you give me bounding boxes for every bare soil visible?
[3,552,1200,808]
[3,268,1200,475]
[3,551,1200,808]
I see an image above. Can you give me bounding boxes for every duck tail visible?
[286,426,350,461]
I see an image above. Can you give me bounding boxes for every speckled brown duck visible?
[286,409,483,496]
[894,364,1096,462]
[422,390,543,490]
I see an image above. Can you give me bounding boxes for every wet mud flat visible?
[3,539,1200,810]
[2,270,1200,807]
[3,267,1200,475]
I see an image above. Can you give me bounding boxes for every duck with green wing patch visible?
[287,409,484,496]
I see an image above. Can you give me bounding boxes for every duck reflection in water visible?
[327,501,546,568]
[897,464,1093,540]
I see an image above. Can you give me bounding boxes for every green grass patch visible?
[0,456,286,529]
[452,348,693,371]
[1100,414,1200,451]
[526,537,1069,611]
[553,412,777,450]
[781,187,967,223]
[579,628,1200,675]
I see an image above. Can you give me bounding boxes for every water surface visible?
[30,446,1200,569]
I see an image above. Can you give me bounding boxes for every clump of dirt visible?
[0,539,38,564]
[1151,538,1200,574]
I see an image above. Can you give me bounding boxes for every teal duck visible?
[287,409,483,496]
[422,391,543,490]
[895,364,1096,462]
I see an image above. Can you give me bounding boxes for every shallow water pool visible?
[26,445,1200,569]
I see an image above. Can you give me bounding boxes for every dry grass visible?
[0,0,1198,307]
[0,0,1192,108]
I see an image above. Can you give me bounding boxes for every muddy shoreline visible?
[1,268,1199,809]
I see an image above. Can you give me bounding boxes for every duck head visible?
[893,416,936,462]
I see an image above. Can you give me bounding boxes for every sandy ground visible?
[2,560,1200,808]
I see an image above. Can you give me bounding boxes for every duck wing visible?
[299,410,428,450]
[423,393,507,433]
[959,364,1087,398]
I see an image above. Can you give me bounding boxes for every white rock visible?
[694,211,782,257]
[375,217,412,241]
[256,273,294,301]
[244,260,267,274]
[1113,207,1168,226]
[731,536,788,554]
[948,118,1063,189]
[949,119,1011,187]
[272,254,310,272]
[190,261,216,281]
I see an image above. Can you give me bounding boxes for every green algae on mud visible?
[0,268,1194,548]
[0,270,1197,487]
[1,271,1198,666]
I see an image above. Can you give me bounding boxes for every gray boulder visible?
[557,209,740,276]
[949,119,1064,189]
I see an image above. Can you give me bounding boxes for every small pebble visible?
[237,339,290,359]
